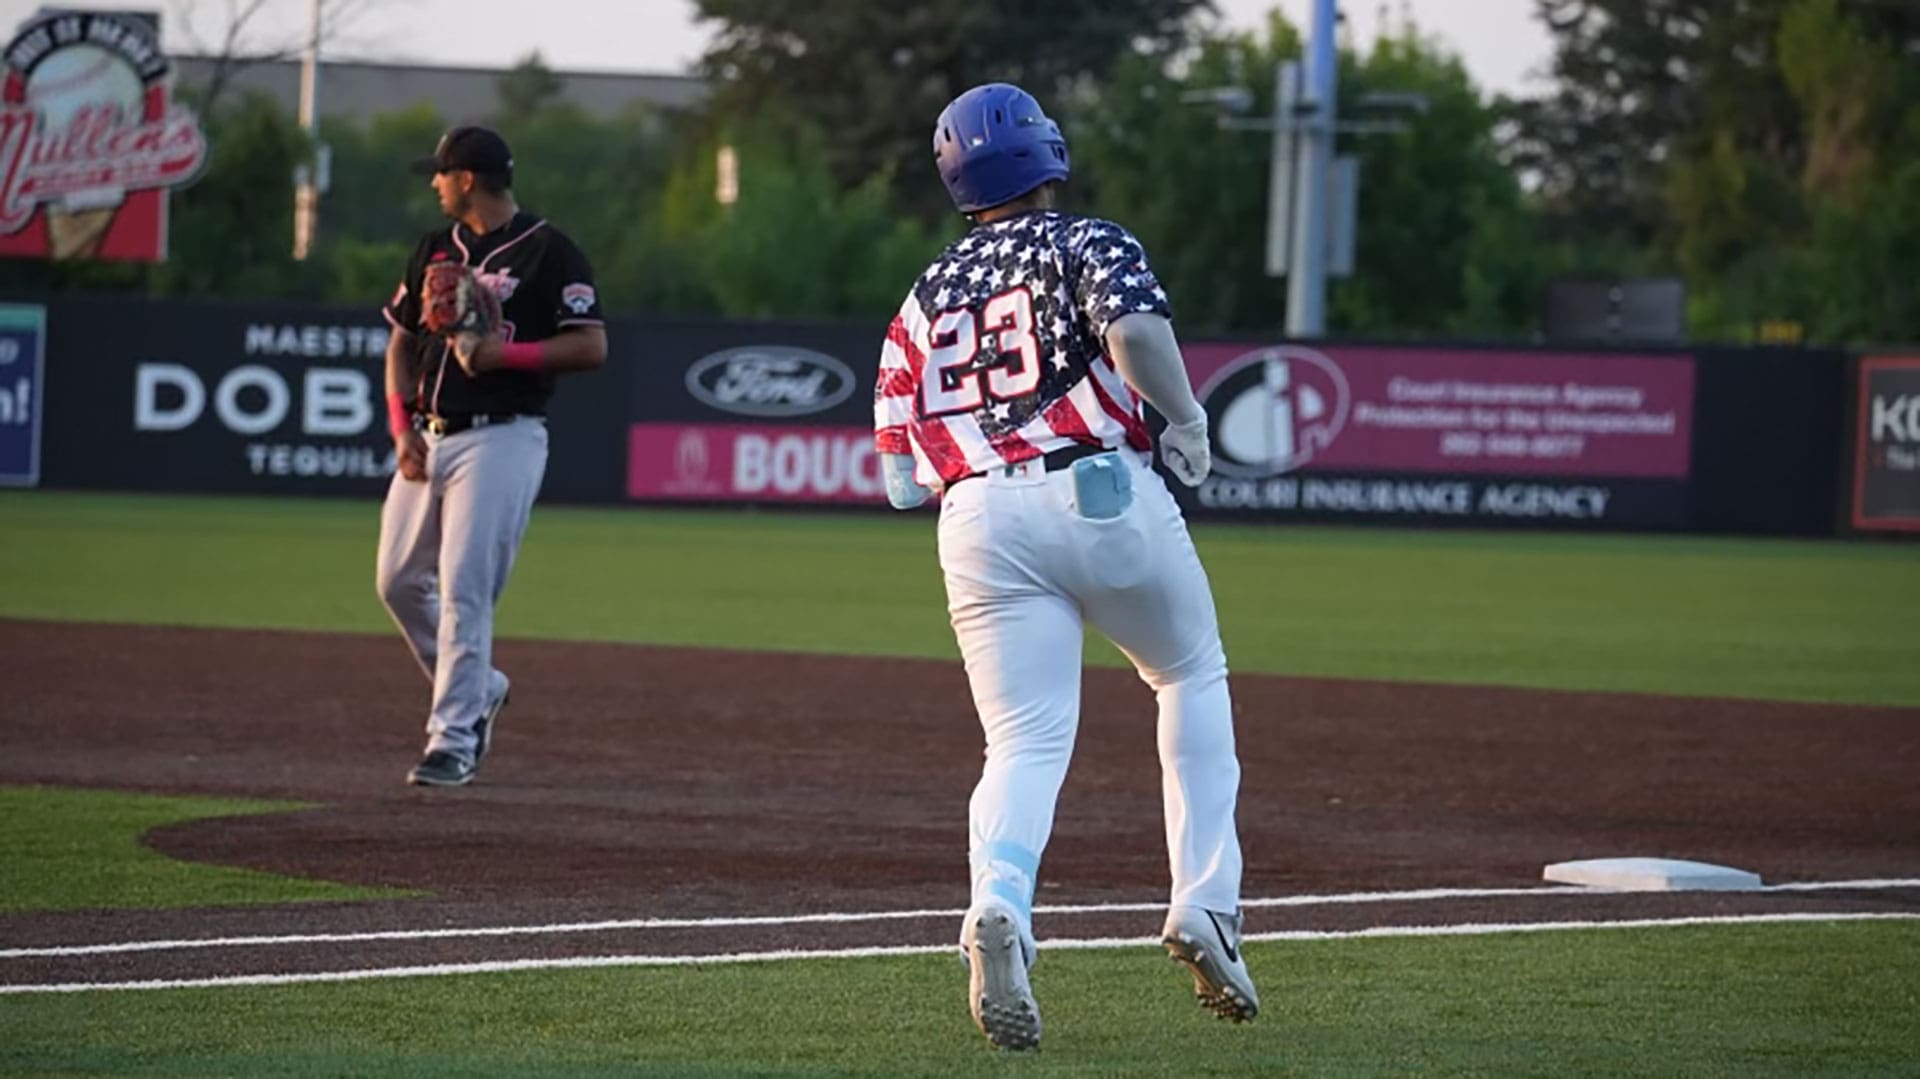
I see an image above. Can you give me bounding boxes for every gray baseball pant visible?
[376,419,548,762]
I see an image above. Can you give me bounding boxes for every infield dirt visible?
[2,618,1915,986]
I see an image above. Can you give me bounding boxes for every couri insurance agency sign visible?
[0,9,208,261]
[1181,343,1697,528]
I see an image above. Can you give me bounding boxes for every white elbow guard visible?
[881,452,933,509]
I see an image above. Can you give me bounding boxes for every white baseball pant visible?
[938,450,1243,941]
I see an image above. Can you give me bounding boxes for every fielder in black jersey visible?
[375,125,608,788]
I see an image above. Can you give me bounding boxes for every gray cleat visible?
[1162,906,1260,1022]
[964,902,1040,1050]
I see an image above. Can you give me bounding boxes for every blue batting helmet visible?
[933,83,1070,214]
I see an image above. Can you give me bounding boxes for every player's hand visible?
[393,430,427,482]
[453,331,503,375]
[1159,418,1211,487]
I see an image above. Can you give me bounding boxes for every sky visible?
[2,0,1557,98]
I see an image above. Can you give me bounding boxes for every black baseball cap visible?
[410,126,514,177]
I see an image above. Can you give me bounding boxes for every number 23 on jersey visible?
[922,288,1041,416]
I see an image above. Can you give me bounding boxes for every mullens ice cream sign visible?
[0,9,207,261]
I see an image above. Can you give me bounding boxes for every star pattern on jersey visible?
[909,212,1171,440]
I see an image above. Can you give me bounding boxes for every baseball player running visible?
[875,83,1257,1050]
[377,126,607,787]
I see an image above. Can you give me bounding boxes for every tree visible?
[494,100,690,315]
[650,115,944,319]
[315,103,448,256]
[496,52,566,121]
[1072,11,1538,337]
[1505,0,1920,342]
[1326,19,1541,337]
[1505,1,1912,268]
[1677,0,1920,342]
[1069,13,1297,332]
[693,0,1210,219]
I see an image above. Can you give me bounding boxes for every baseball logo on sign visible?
[1197,347,1352,477]
[0,10,208,262]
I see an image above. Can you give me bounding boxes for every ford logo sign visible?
[685,346,857,417]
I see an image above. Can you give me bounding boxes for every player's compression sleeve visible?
[1104,313,1203,426]
[881,453,931,509]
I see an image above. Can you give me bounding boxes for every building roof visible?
[171,55,708,122]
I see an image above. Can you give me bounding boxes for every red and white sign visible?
[628,422,886,503]
[0,10,207,262]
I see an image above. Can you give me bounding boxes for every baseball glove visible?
[420,261,502,338]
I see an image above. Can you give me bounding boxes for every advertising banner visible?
[1179,343,1697,527]
[0,10,209,262]
[34,300,1846,537]
[1852,356,1920,532]
[625,324,883,504]
[42,299,400,494]
[0,302,45,485]
[627,422,883,503]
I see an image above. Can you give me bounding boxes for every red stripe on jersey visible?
[876,425,911,454]
[1042,393,1097,446]
[914,414,973,483]
[887,317,926,379]
[1087,373,1153,450]
[877,368,916,398]
[986,427,1040,465]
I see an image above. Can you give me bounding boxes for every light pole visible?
[1198,1,1427,338]
[291,0,321,260]
[1286,0,1338,338]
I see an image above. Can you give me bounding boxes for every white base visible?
[1543,857,1763,892]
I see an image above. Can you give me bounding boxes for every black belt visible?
[951,443,1108,487]
[419,412,524,436]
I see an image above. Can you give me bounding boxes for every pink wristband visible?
[499,342,544,371]
[386,392,410,435]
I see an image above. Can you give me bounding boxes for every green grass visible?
[3,924,1916,1076]
[1,491,1914,705]
[3,491,1916,1072]
[0,787,411,911]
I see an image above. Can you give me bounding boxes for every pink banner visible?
[628,422,886,503]
[1184,344,1695,479]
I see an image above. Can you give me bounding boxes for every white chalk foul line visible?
[4,877,1916,961]
[3,911,1915,995]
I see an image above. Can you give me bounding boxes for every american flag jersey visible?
[874,211,1173,486]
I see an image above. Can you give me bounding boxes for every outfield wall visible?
[1,295,1895,537]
